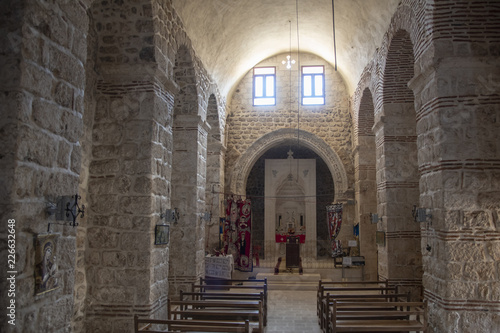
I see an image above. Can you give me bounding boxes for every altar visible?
[286,236,300,268]
[264,157,316,261]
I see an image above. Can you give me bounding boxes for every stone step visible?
[256,272,330,290]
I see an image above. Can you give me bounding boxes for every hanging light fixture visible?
[332,0,337,71]
[282,20,296,69]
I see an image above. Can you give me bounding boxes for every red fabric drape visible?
[327,203,343,257]
[223,197,253,272]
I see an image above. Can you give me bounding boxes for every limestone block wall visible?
[412,1,500,331]
[351,0,500,331]
[226,52,353,194]
[83,0,225,330]
[0,0,225,332]
[0,0,89,332]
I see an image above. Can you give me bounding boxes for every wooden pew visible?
[317,282,398,324]
[168,298,264,333]
[320,292,410,331]
[180,290,267,325]
[316,280,391,318]
[193,279,268,325]
[329,300,426,333]
[200,277,268,287]
[134,315,253,332]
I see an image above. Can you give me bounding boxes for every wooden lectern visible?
[286,236,300,268]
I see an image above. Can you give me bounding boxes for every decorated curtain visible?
[326,203,343,257]
[223,196,253,272]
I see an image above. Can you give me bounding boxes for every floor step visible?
[256,272,330,290]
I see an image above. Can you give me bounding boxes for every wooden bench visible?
[193,280,268,324]
[316,280,391,318]
[316,284,398,321]
[329,300,426,333]
[320,292,410,331]
[200,277,267,287]
[168,298,264,333]
[179,290,267,325]
[134,315,253,332]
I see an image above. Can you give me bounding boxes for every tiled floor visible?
[266,289,322,333]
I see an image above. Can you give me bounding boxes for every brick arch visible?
[356,88,376,139]
[373,0,428,113]
[383,30,415,105]
[174,44,199,116]
[374,2,421,300]
[228,128,349,200]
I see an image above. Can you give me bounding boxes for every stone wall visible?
[0,0,225,332]
[84,0,225,330]
[226,52,353,194]
[0,0,89,332]
[351,0,500,331]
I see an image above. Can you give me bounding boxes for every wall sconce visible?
[200,212,211,222]
[370,213,382,224]
[160,208,179,224]
[46,194,85,230]
[412,205,432,223]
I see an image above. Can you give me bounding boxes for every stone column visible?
[205,141,226,252]
[352,142,378,281]
[169,115,209,296]
[0,1,88,332]
[410,28,500,331]
[84,66,176,331]
[373,104,423,299]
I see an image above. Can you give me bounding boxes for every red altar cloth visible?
[275,234,305,243]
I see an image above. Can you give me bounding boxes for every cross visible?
[287,149,294,159]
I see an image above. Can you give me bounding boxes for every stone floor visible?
[266,289,322,333]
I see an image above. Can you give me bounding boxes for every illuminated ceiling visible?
[171,0,400,101]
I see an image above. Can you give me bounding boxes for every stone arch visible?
[374,1,428,113]
[376,24,421,299]
[229,128,349,201]
[383,30,415,105]
[169,43,206,295]
[357,88,376,140]
[173,44,199,116]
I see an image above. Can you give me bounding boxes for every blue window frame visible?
[253,67,276,106]
[302,66,325,105]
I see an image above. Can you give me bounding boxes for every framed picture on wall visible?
[34,233,60,295]
[155,224,169,245]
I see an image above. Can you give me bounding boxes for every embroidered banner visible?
[327,203,343,257]
[223,197,253,272]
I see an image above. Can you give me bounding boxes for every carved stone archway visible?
[228,128,349,201]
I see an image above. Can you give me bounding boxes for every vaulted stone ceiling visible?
[171,0,400,101]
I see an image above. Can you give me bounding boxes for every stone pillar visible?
[0,1,88,332]
[205,141,226,252]
[373,103,422,299]
[353,142,378,281]
[409,8,500,329]
[85,69,175,331]
[169,115,209,296]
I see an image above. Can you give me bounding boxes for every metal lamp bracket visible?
[370,213,382,224]
[161,208,179,224]
[46,194,85,231]
[412,205,432,224]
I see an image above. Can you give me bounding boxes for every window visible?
[253,67,276,106]
[302,66,325,105]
